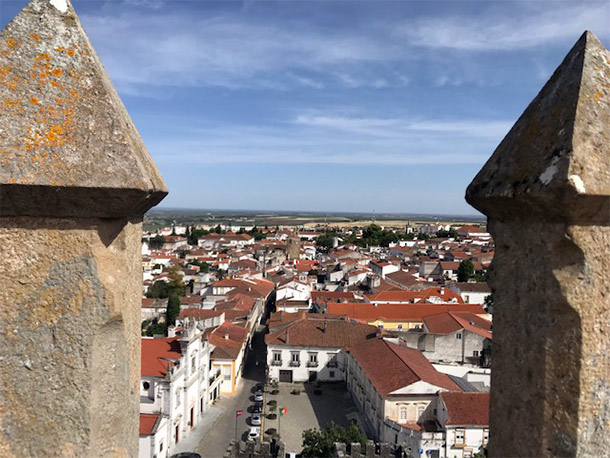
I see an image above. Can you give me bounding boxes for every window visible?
[456,332,462,340]
[397,324,403,330]
[399,407,408,421]
[464,295,470,302]
[463,451,472,458]
[175,391,180,406]
[291,352,300,362]
[378,323,384,329]
[473,350,479,357]
[309,353,318,363]
[417,406,425,419]
[143,381,150,390]
[455,428,465,445]
[191,357,196,374]
[159,442,163,452]
[483,428,489,444]
[273,351,281,362]
[222,366,231,381]
[329,370,335,378]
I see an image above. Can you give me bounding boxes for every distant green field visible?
[143,208,484,232]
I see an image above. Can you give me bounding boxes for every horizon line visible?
[147,206,484,220]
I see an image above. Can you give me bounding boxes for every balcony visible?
[307,361,319,367]
[209,369,222,385]
[289,360,300,367]
[271,360,283,366]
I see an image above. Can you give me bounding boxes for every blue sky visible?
[2,0,608,215]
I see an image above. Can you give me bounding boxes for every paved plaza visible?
[263,382,364,454]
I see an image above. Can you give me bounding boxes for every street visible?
[194,325,267,458]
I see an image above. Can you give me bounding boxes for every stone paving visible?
[263,382,363,454]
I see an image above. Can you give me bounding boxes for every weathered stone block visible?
[0,0,167,456]
[467,31,609,458]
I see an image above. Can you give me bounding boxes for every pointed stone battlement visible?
[1,0,167,217]
[467,31,609,223]
[467,31,609,457]
[0,1,166,456]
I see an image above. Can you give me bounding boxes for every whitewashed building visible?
[139,321,221,458]
[265,315,378,383]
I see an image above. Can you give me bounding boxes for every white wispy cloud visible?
[81,11,397,90]
[146,113,511,166]
[401,2,609,51]
[79,0,607,93]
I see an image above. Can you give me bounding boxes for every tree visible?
[167,265,186,296]
[315,233,335,251]
[436,228,458,238]
[302,422,367,458]
[457,259,475,282]
[150,234,165,249]
[146,280,171,299]
[166,294,180,327]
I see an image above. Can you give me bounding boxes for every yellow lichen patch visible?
[51,68,62,77]
[67,49,75,57]
[29,97,38,104]
[36,52,51,61]
[594,92,603,100]
[6,37,17,48]
[30,33,40,43]
[2,98,20,108]
[49,81,59,88]
[46,124,65,145]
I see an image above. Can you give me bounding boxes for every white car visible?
[251,413,261,426]
[247,427,260,441]
[254,391,264,402]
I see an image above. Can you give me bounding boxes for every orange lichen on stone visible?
[6,37,18,48]
[51,68,62,77]
[35,53,51,61]
[29,33,40,43]
[67,49,75,57]
[46,125,65,145]
[2,98,20,108]
[28,97,38,104]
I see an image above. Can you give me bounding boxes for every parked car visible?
[252,402,262,413]
[255,382,264,391]
[247,427,260,441]
[254,391,264,402]
[251,413,261,426]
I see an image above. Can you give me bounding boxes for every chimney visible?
[167,325,176,338]
[224,334,229,340]
[286,330,290,345]
[440,287,445,295]
[323,319,327,333]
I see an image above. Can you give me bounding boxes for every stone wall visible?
[467,31,609,457]
[0,0,167,456]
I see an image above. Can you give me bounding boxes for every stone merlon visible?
[466,31,609,224]
[0,0,168,218]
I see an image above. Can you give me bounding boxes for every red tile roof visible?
[209,321,248,360]
[139,413,160,436]
[328,303,486,323]
[367,287,463,304]
[141,337,182,377]
[349,339,461,396]
[424,312,492,339]
[440,392,490,426]
[179,308,224,320]
[265,316,378,348]
[311,291,356,301]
